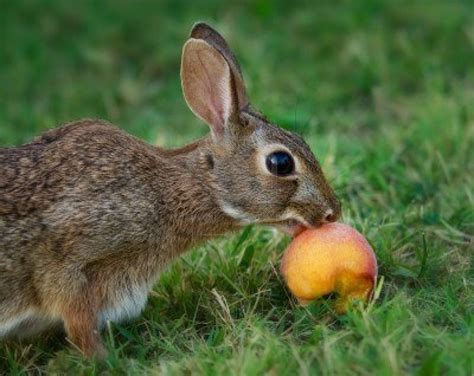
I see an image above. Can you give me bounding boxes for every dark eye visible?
[266,151,295,176]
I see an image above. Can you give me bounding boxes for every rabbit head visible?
[181,23,341,236]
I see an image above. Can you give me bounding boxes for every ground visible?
[0,0,473,374]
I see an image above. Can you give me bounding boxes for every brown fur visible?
[0,23,340,357]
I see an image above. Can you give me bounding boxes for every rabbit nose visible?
[306,208,339,228]
[322,209,338,223]
[322,200,341,223]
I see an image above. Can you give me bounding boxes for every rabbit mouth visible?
[271,219,308,237]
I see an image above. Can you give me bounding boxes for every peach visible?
[280,223,377,313]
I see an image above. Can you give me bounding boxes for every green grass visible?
[1,0,473,374]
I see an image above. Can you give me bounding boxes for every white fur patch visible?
[220,202,255,224]
[0,309,40,337]
[280,209,312,227]
[99,283,149,326]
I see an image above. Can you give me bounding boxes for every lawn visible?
[1,0,473,374]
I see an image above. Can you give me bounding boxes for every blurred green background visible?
[2,0,472,146]
[1,0,473,374]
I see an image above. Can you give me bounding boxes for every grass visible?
[1,0,473,374]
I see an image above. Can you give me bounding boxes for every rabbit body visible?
[0,120,236,353]
[0,23,340,357]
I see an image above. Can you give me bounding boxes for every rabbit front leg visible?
[61,296,107,359]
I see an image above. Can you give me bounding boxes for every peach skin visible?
[280,223,377,313]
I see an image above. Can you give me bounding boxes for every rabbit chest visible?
[98,280,151,326]
[92,259,158,327]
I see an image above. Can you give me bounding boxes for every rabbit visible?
[0,22,341,358]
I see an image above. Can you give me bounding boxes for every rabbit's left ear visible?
[181,23,248,140]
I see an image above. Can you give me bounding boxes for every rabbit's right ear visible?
[189,23,248,110]
[181,23,248,140]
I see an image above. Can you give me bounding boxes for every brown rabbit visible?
[0,23,340,358]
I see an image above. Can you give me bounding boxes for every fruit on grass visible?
[280,223,377,313]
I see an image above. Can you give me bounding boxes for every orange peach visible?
[280,223,377,313]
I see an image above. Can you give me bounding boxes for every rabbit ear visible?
[189,22,248,109]
[181,23,249,140]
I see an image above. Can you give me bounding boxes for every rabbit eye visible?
[266,151,295,176]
